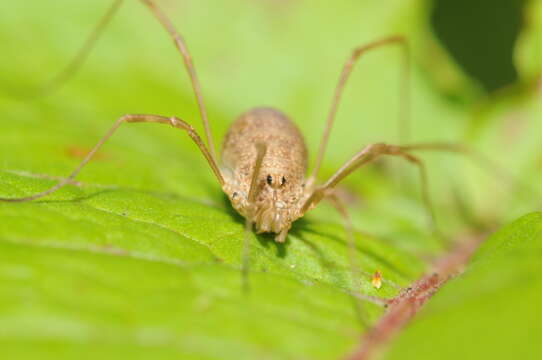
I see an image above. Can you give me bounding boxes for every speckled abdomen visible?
[221,107,308,184]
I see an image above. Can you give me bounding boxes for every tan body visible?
[221,108,308,240]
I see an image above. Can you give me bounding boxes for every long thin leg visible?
[402,143,540,199]
[248,143,268,202]
[0,114,224,203]
[326,193,359,288]
[142,0,217,162]
[326,192,367,325]
[242,219,253,294]
[302,143,437,234]
[309,36,409,186]
[303,140,540,241]
[6,0,218,164]
[242,143,268,293]
[5,0,124,99]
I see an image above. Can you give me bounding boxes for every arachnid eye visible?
[281,176,286,186]
[266,175,273,185]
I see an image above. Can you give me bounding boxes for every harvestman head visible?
[1,0,526,294]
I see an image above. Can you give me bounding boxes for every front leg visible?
[0,114,224,202]
[300,143,437,234]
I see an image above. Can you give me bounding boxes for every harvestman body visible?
[1,0,487,288]
[222,108,308,243]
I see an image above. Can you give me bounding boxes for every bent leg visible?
[0,114,223,202]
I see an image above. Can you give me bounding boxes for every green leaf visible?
[0,0,541,359]
[383,212,542,360]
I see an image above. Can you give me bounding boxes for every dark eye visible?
[232,192,238,198]
[266,175,273,185]
[281,176,286,186]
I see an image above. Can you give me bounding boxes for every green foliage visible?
[384,212,542,359]
[0,0,540,359]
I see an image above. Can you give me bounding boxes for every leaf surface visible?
[0,0,540,359]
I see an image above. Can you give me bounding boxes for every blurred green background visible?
[0,0,541,359]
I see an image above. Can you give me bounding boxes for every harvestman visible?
[0,0,503,290]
